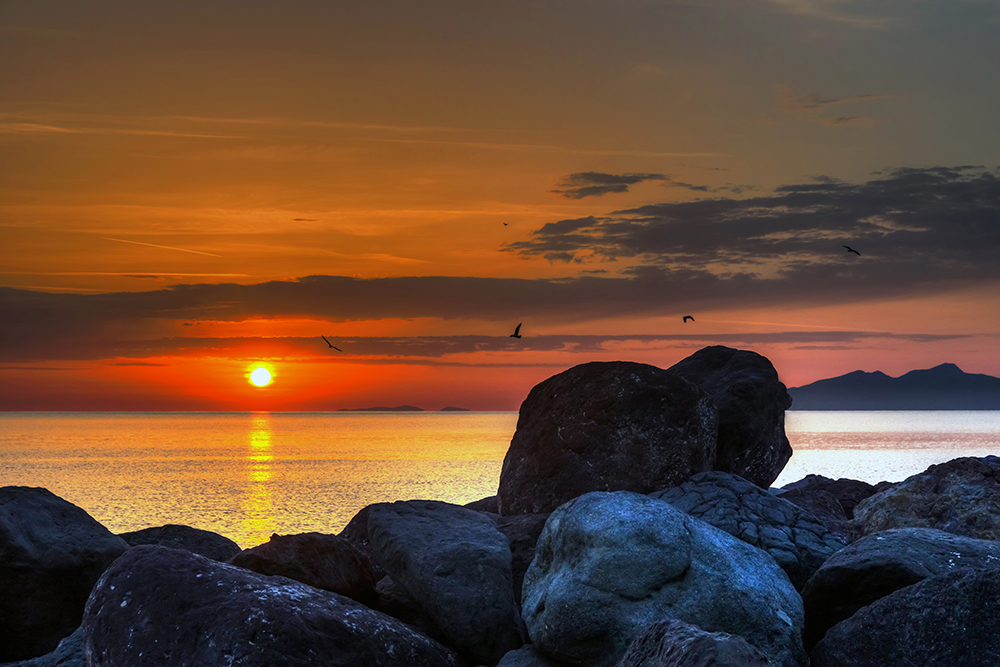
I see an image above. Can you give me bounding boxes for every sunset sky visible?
[2,0,999,410]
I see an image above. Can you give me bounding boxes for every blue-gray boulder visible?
[615,619,774,667]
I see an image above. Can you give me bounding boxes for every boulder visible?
[374,575,440,638]
[0,487,129,662]
[776,488,850,540]
[615,618,774,667]
[228,532,377,606]
[852,456,1000,540]
[338,504,386,580]
[667,346,792,487]
[465,495,500,513]
[82,545,460,667]
[652,471,846,590]
[522,491,806,667]
[801,527,1000,648]
[118,524,240,561]
[780,475,888,519]
[810,567,1000,666]
[495,512,550,607]
[498,361,718,515]
[367,500,524,665]
[497,645,568,667]
[0,626,85,667]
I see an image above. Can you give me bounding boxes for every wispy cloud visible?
[0,122,242,139]
[551,172,668,199]
[104,237,222,257]
[765,0,897,27]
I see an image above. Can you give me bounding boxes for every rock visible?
[0,487,129,662]
[0,626,85,667]
[652,471,846,590]
[82,545,460,667]
[118,524,240,561]
[780,475,886,519]
[852,456,1000,540]
[228,532,377,606]
[498,361,718,515]
[810,567,1000,667]
[615,618,774,667]
[465,495,500,513]
[522,491,806,667]
[374,575,441,638]
[338,504,386,580]
[496,645,568,667]
[777,488,850,540]
[367,500,525,665]
[667,346,792,487]
[495,513,551,607]
[801,527,1000,649]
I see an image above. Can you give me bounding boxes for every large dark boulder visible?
[367,500,525,665]
[810,567,1000,666]
[652,471,846,590]
[522,491,806,667]
[0,487,129,662]
[801,527,1000,649]
[338,504,386,580]
[776,488,850,541]
[118,524,240,561]
[228,532,377,606]
[780,475,888,519]
[82,545,460,667]
[852,456,1000,540]
[615,619,774,667]
[495,512,550,607]
[667,346,792,487]
[498,361,718,515]
[0,626,85,667]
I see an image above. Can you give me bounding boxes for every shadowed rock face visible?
[82,545,460,667]
[667,346,793,488]
[810,567,1000,667]
[118,524,240,562]
[498,361,719,516]
[780,475,888,520]
[0,486,129,662]
[616,618,774,667]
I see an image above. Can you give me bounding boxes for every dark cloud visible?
[823,115,875,127]
[551,172,667,199]
[779,88,894,113]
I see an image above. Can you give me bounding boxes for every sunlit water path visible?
[2,411,999,547]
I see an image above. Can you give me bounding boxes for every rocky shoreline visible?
[4,346,1000,666]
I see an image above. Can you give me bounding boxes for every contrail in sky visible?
[104,237,222,257]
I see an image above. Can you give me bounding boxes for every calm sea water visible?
[2,411,999,548]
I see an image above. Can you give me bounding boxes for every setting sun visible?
[249,368,272,387]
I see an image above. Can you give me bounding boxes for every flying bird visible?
[683,315,695,323]
[502,222,509,226]
[510,323,522,339]
[843,245,861,256]
[321,336,341,351]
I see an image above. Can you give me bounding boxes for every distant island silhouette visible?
[336,406,472,412]
[788,363,1000,410]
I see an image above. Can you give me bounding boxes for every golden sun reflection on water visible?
[242,412,277,546]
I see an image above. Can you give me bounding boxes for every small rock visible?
[118,524,240,561]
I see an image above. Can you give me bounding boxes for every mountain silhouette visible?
[788,363,1000,410]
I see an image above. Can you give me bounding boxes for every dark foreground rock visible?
[779,475,888,519]
[852,456,1000,540]
[338,504,386,580]
[810,567,1000,667]
[652,471,846,590]
[497,645,567,667]
[667,346,793,488]
[0,626,85,667]
[616,619,774,667]
[229,532,377,606]
[118,524,240,561]
[498,361,718,515]
[367,500,525,665]
[495,512,550,607]
[0,486,129,662]
[522,491,806,667]
[82,545,460,667]
[801,527,1000,648]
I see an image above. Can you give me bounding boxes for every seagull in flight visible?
[510,323,522,339]
[843,245,861,256]
[321,336,342,351]
[683,315,695,323]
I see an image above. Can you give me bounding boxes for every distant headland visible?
[336,406,471,412]
[788,363,1000,410]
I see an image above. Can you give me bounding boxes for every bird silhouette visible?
[502,222,509,226]
[683,315,695,323]
[321,336,342,351]
[510,323,522,339]
[843,245,861,256]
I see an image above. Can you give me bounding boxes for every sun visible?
[249,367,272,387]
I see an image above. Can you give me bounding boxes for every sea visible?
[2,410,999,548]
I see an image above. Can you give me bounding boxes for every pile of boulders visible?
[5,346,1000,666]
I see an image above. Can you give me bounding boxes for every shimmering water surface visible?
[2,411,999,547]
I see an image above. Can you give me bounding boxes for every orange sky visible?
[2,1,999,410]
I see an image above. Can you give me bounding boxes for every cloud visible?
[777,86,896,126]
[551,172,714,199]
[822,115,876,127]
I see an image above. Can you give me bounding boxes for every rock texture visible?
[228,532,377,606]
[776,488,850,540]
[82,545,460,667]
[338,504,386,580]
[0,626,85,667]
[495,512,550,607]
[366,500,524,665]
[498,361,718,515]
[779,475,888,519]
[118,524,240,561]
[0,486,129,662]
[496,645,567,667]
[852,456,1000,540]
[652,471,846,590]
[522,491,806,667]
[801,527,1000,648]
[615,619,774,667]
[667,346,793,487]
[810,567,1000,667]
